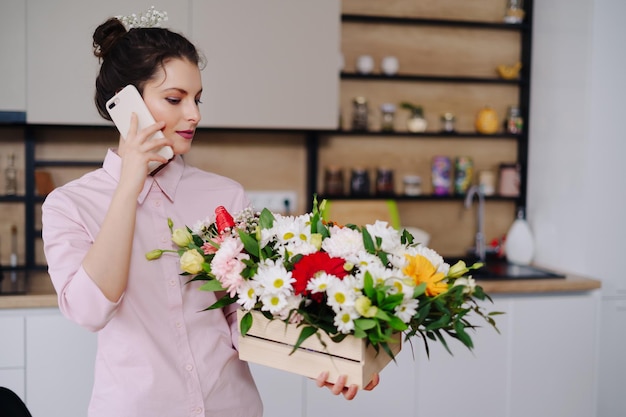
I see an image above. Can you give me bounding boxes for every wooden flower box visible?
[237,310,402,389]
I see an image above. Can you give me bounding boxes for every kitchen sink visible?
[445,257,566,280]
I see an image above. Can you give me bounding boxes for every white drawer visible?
[0,316,25,368]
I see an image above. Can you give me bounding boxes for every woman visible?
[42,14,377,417]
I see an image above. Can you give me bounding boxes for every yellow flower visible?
[403,254,447,296]
[180,249,204,274]
[355,296,378,318]
[172,228,193,247]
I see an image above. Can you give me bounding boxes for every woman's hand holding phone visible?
[106,85,175,173]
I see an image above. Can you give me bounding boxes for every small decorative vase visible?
[406,107,427,133]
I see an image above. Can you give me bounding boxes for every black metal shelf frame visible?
[306,4,533,210]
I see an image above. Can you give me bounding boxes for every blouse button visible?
[185,364,193,371]
[154,200,162,207]
[176,321,183,328]
[194,407,203,415]
[169,279,176,286]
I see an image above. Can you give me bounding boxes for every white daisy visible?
[307,272,334,294]
[253,259,295,296]
[326,279,356,312]
[260,292,288,315]
[236,280,259,310]
[334,307,360,334]
[395,298,419,323]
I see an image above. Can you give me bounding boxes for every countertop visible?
[0,270,602,310]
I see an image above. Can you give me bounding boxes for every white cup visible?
[356,55,374,74]
[381,56,399,75]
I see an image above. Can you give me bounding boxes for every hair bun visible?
[93,18,127,59]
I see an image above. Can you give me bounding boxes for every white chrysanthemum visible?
[326,279,356,312]
[307,272,334,294]
[253,259,295,296]
[334,307,360,334]
[322,226,365,261]
[398,245,450,276]
[395,298,419,322]
[236,280,259,310]
[260,292,288,315]
[365,220,402,252]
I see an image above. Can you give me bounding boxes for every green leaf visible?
[238,229,260,258]
[354,318,377,331]
[198,280,226,292]
[291,326,318,354]
[454,320,474,349]
[200,296,237,311]
[259,208,275,229]
[239,311,253,336]
[361,227,376,253]
[363,271,376,299]
[388,316,409,331]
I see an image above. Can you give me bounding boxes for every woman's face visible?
[142,58,202,155]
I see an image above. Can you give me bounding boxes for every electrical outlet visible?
[246,190,297,215]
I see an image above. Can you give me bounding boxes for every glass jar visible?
[351,97,369,131]
[324,166,344,196]
[350,167,370,196]
[380,103,396,132]
[440,112,456,133]
[504,0,525,23]
[403,175,422,196]
[505,106,524,134]
[375,167,395,196]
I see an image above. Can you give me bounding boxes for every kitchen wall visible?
[528,0,626,415]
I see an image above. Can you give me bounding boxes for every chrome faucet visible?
[464,185,486,263]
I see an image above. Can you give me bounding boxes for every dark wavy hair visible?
[92,18,203,120]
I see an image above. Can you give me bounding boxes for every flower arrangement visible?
[147,198,499,359]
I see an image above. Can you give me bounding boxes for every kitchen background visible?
[0,0,624,416]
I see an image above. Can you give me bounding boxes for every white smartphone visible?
[105,84,174,172]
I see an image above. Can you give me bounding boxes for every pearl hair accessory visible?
[116,6,168,29]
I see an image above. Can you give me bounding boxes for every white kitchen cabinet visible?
[26,0,190,124]
[0,0,26,113]
[190,0,340,129]
[597,298,626,417]
[300,291,600,417]
[0,314,26,400]
[25,309,97,417]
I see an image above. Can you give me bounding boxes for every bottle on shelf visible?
[351,97,369,131]
[5,152,18,195]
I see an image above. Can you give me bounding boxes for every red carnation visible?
[215,206,235,233]
[292,252,348,301]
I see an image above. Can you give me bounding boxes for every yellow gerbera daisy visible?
[403,254,447,296]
